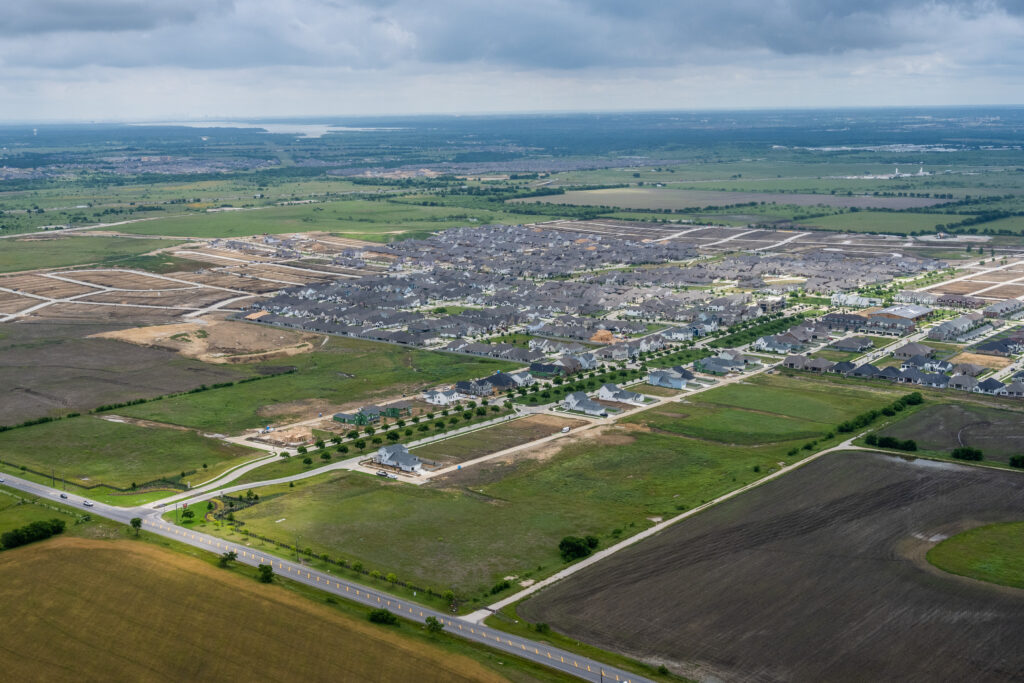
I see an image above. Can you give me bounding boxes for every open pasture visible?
[0,236,180,274]
[512,187,950,211]
[519,451,1024,683]
[411,414,585,465]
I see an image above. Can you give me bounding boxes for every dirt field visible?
[91,318,322,364]
[949,351,1012,370]
[513,188,950,210]
[519,451,1024,683]
[880,403,1024,461]
[0,321,252,425]
[0,538,508,682]
[413,414,586,466]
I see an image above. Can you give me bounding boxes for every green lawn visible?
[0,236,180,273]
[810,349,861,362]
[636,402,826,444]
[928,522,1024,589]
[119,336,517,433]
[802,211,952,234]
[0,416,258,489]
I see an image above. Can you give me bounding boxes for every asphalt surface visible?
[0,472,649,683]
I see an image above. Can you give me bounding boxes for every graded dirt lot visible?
[0,537,509,683]
[880,403,1024,462]
[0,321,253,425]
[519,451,1024,683]
[91,318,322,364]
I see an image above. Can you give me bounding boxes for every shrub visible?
[951,446,983,461]
[1009,455,1024,469]
[0,519,65,550]
[490,579,512,594]
[368,608,398,625]
[558,536,593,562]
[865,433,878,446]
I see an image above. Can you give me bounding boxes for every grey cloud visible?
[0,0,233,36]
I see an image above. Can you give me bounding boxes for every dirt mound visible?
[91,318,322,364]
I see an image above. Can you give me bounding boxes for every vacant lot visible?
[0,416,257,488]
[512,188,949,211]
[93,319,322,364]
[0,236,180,273]
[0,321,256,425]
[800,210,953,234]
[118,335,517,433]
[0,489,77,535]
[880,403,1024,462]
[0,537,512,682]
[520,451,1024,683]
[412,414,585,465]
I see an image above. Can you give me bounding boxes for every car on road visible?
[376,470,389,478]
[59,493,68,499]
[0,478,4,484]
[561,426,571,433]
[82,500,93,507]
[386,473,398,480]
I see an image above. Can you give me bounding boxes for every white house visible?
[374,444,422,473]
[597,383,646,405]
[561,391,607,417]
[423,388,462,406]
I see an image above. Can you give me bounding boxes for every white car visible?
[0,477,5,483]
[83,500,94,507]
[561,426,571,433]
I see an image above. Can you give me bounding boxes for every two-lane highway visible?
[0,473,648,683]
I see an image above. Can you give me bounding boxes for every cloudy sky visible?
[2,0,1023,121]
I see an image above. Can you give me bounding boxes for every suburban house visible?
[999,380,1024,398]
[949,375,979,392]
[648,369,687,389]
[423,388,462,406]
[454,378,496,397]
[831,336,873,353]
[696,356,741,375]
[984,300,1024,319]
[975,378,1006,395]
[892,342,934,360]
[598,383,646,405]
[333,403,409,425]
[561,391,608,417]
[374,444,423,473]
[928,313,989,342]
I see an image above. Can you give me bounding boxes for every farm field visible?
[928,522,1024,590]
[0,236,180,273]
[0,537,528,683]
[879,403,1024,463]
[0,416,258,489]
[411,414,585,465]
[118,335,517,433]
[0,321,256,426]
[511,187,950,211]
[518,451,1024,683]
[101,199,552,241]
[207,374,894,601]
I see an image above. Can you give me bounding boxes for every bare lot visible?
[412,414,585,465]
[880,403,1024,462]
[0,321,253,425]
[92,319,322,364]
[519,451,1024,683]
[513,188,950,210]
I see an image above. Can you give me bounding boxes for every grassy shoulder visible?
[484,602,690,683]
[927,522,1024,590]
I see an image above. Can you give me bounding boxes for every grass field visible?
[518,451,1024,682]
[0,537,546,682]
[800,210,952,234]
[0,488,77,535]
[879,403,1024,463]
[0,236,180,273]
[411,415,583,465]
[198,373,895,602]
[100,199,553,241]
[928,522,1024,590]
[0,416,258,488]
[119,336,517,433]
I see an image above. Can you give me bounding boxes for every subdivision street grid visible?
[0,471,645,683]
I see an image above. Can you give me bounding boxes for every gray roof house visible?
[648,369,687,389]
[949,375,979,392]
[598,383,646,404]
[561,391,608,417]
[374,444,423,473]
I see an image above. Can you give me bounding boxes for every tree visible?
[952,446,983,461]
[558,536,593,562]
[386,572,398,584]
[442,589,456,605]
[218,550,237,568]
[368,608,398,625]
[257,564,274,583]
[320,452,331,461]
[303,457,313,465]
[425,616,444,633]
[181,509,195,521]
[130,517,142,536]
[1010,455,1024,469]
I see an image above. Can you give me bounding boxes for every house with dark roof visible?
[648,369,687,389]
[975,378,1006,395]
[561,391,608,416]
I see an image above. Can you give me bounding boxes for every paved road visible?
[0,472,649,683]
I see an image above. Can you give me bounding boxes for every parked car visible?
[376,470,389,478]
[561,426,571,433]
